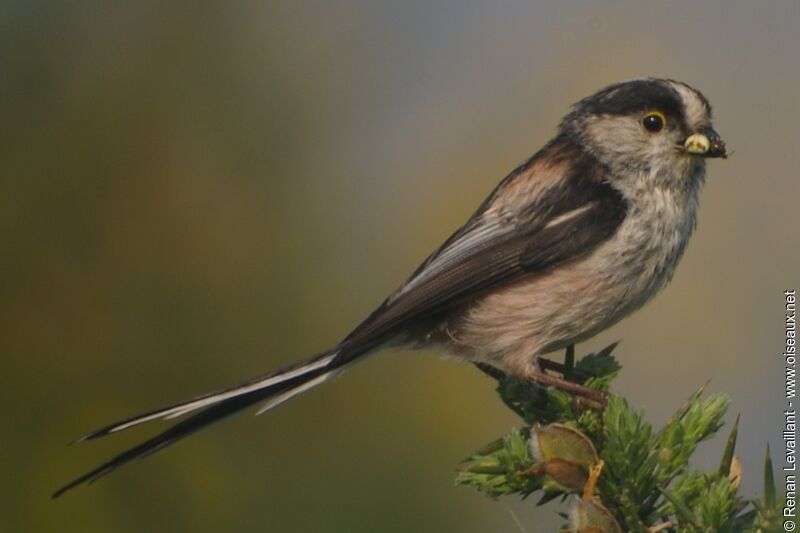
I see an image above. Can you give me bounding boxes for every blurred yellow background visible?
[3,1,799,531]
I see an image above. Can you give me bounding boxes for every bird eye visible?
[642,111,666,133]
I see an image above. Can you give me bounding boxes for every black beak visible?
[702,126,727,158]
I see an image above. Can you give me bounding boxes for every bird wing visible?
[339,145,627,358]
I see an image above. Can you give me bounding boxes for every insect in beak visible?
[683,127,727,158]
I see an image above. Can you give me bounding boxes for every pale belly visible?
[443,199,696,375]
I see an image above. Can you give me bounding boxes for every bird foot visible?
[530,344,608,406]
[521,367,607,407]
[474,345,609,407]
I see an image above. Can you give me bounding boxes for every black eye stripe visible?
[574,80,685,124]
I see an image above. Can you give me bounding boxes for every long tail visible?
[53,348,347,498]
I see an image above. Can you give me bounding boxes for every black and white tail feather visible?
[52,348,347,498]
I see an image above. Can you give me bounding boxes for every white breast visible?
[448,166,704,375]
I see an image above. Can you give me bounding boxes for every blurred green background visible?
[3,1,799,531]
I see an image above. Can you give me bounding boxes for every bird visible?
[54,78,726,498]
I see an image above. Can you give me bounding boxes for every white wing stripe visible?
[543,203,595,229]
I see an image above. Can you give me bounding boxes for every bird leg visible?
[529,344,607,405]
[521,367,607,406]
[537,345,593,382]
[474,344,607,406]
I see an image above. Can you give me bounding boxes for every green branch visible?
[456,344,784,532]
